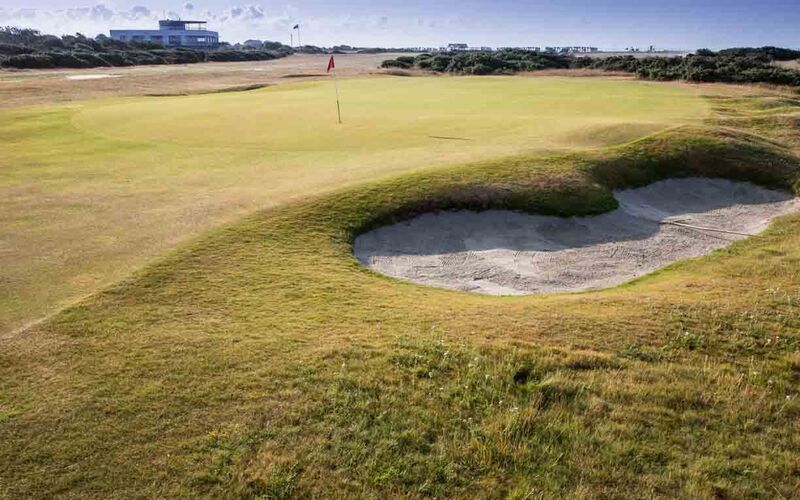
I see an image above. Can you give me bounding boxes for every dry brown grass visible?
[0,53,406,107]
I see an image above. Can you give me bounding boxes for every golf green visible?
[72,76,708,151]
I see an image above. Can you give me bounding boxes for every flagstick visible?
[333,67,342,124]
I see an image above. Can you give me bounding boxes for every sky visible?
[1,0,798,50]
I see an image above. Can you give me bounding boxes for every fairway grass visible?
[2,123,800,497]
[0,76,708,334]
[2,71,800,496]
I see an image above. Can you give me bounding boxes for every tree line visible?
[381,48,800,87]
[0,26,294,69]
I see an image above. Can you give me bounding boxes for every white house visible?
[110,20,219,49]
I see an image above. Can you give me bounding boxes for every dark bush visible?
[428,55,453,72]
[98,51,134,66]
[0,25,294,69]
[150,48,205,64]
[124,50,167,65]
[0,42,33,55]
[1,53,54,68]
[261,41,281,50]
[39,36,65,49]
[381,59,411,69]
[96,37,132,51]
[73,51,112,67]
[470,62,494,75]
[206,50,279,62]
[380,49,800,87]
[718,46,800,61]
[47,51,91,68]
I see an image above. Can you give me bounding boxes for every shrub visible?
[73,51,112,67]
[379,50,800,87]
[262,40,285,51]
[47,51,91,68]
[470,62,494,75]
[150,49,205,64]
[381,59,410,69]
[0,25,293,69]
[1,53,54,68]
[718,46,800,61]
[428,55,453,72]
[0,42,33,55]
[98,50,134,66]
[124,50,167,65]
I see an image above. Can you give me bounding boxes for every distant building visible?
[544,46,598,54]
[498,46,541,52]
[446,43,469,51]
[243,39,263,47]
[571,46,599,53]
[110,20,219,49]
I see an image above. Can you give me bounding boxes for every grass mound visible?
[3,120,800,497]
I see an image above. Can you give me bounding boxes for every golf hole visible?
[354,178,800,295]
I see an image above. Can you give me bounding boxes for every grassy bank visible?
[2,115,800,497]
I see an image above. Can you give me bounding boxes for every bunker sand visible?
[355,178,800,295]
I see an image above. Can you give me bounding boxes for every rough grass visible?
[2,99,800,498]
[0,76,708,334]
[0,53,402,108]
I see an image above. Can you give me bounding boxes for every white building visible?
[110,20,219,49]
[498,46,541,52]
[545,46,599,54]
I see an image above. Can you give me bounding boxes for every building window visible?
[168,35,180,45]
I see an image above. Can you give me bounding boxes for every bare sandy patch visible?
[355,178,800,295]
[65,74,122,81]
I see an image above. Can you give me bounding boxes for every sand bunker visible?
[355,178,800,295]
[65,74,122,81]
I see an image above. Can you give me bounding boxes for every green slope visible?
[2,117,800,497]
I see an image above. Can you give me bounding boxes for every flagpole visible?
[333,67,342,124]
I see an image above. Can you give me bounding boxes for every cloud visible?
[246,6,265,19]
[0,3,450,45]
[12,8,38,19]
[90,4,114,21]
[128,6,151,20]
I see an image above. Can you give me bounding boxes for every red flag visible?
[326,55,335,73]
